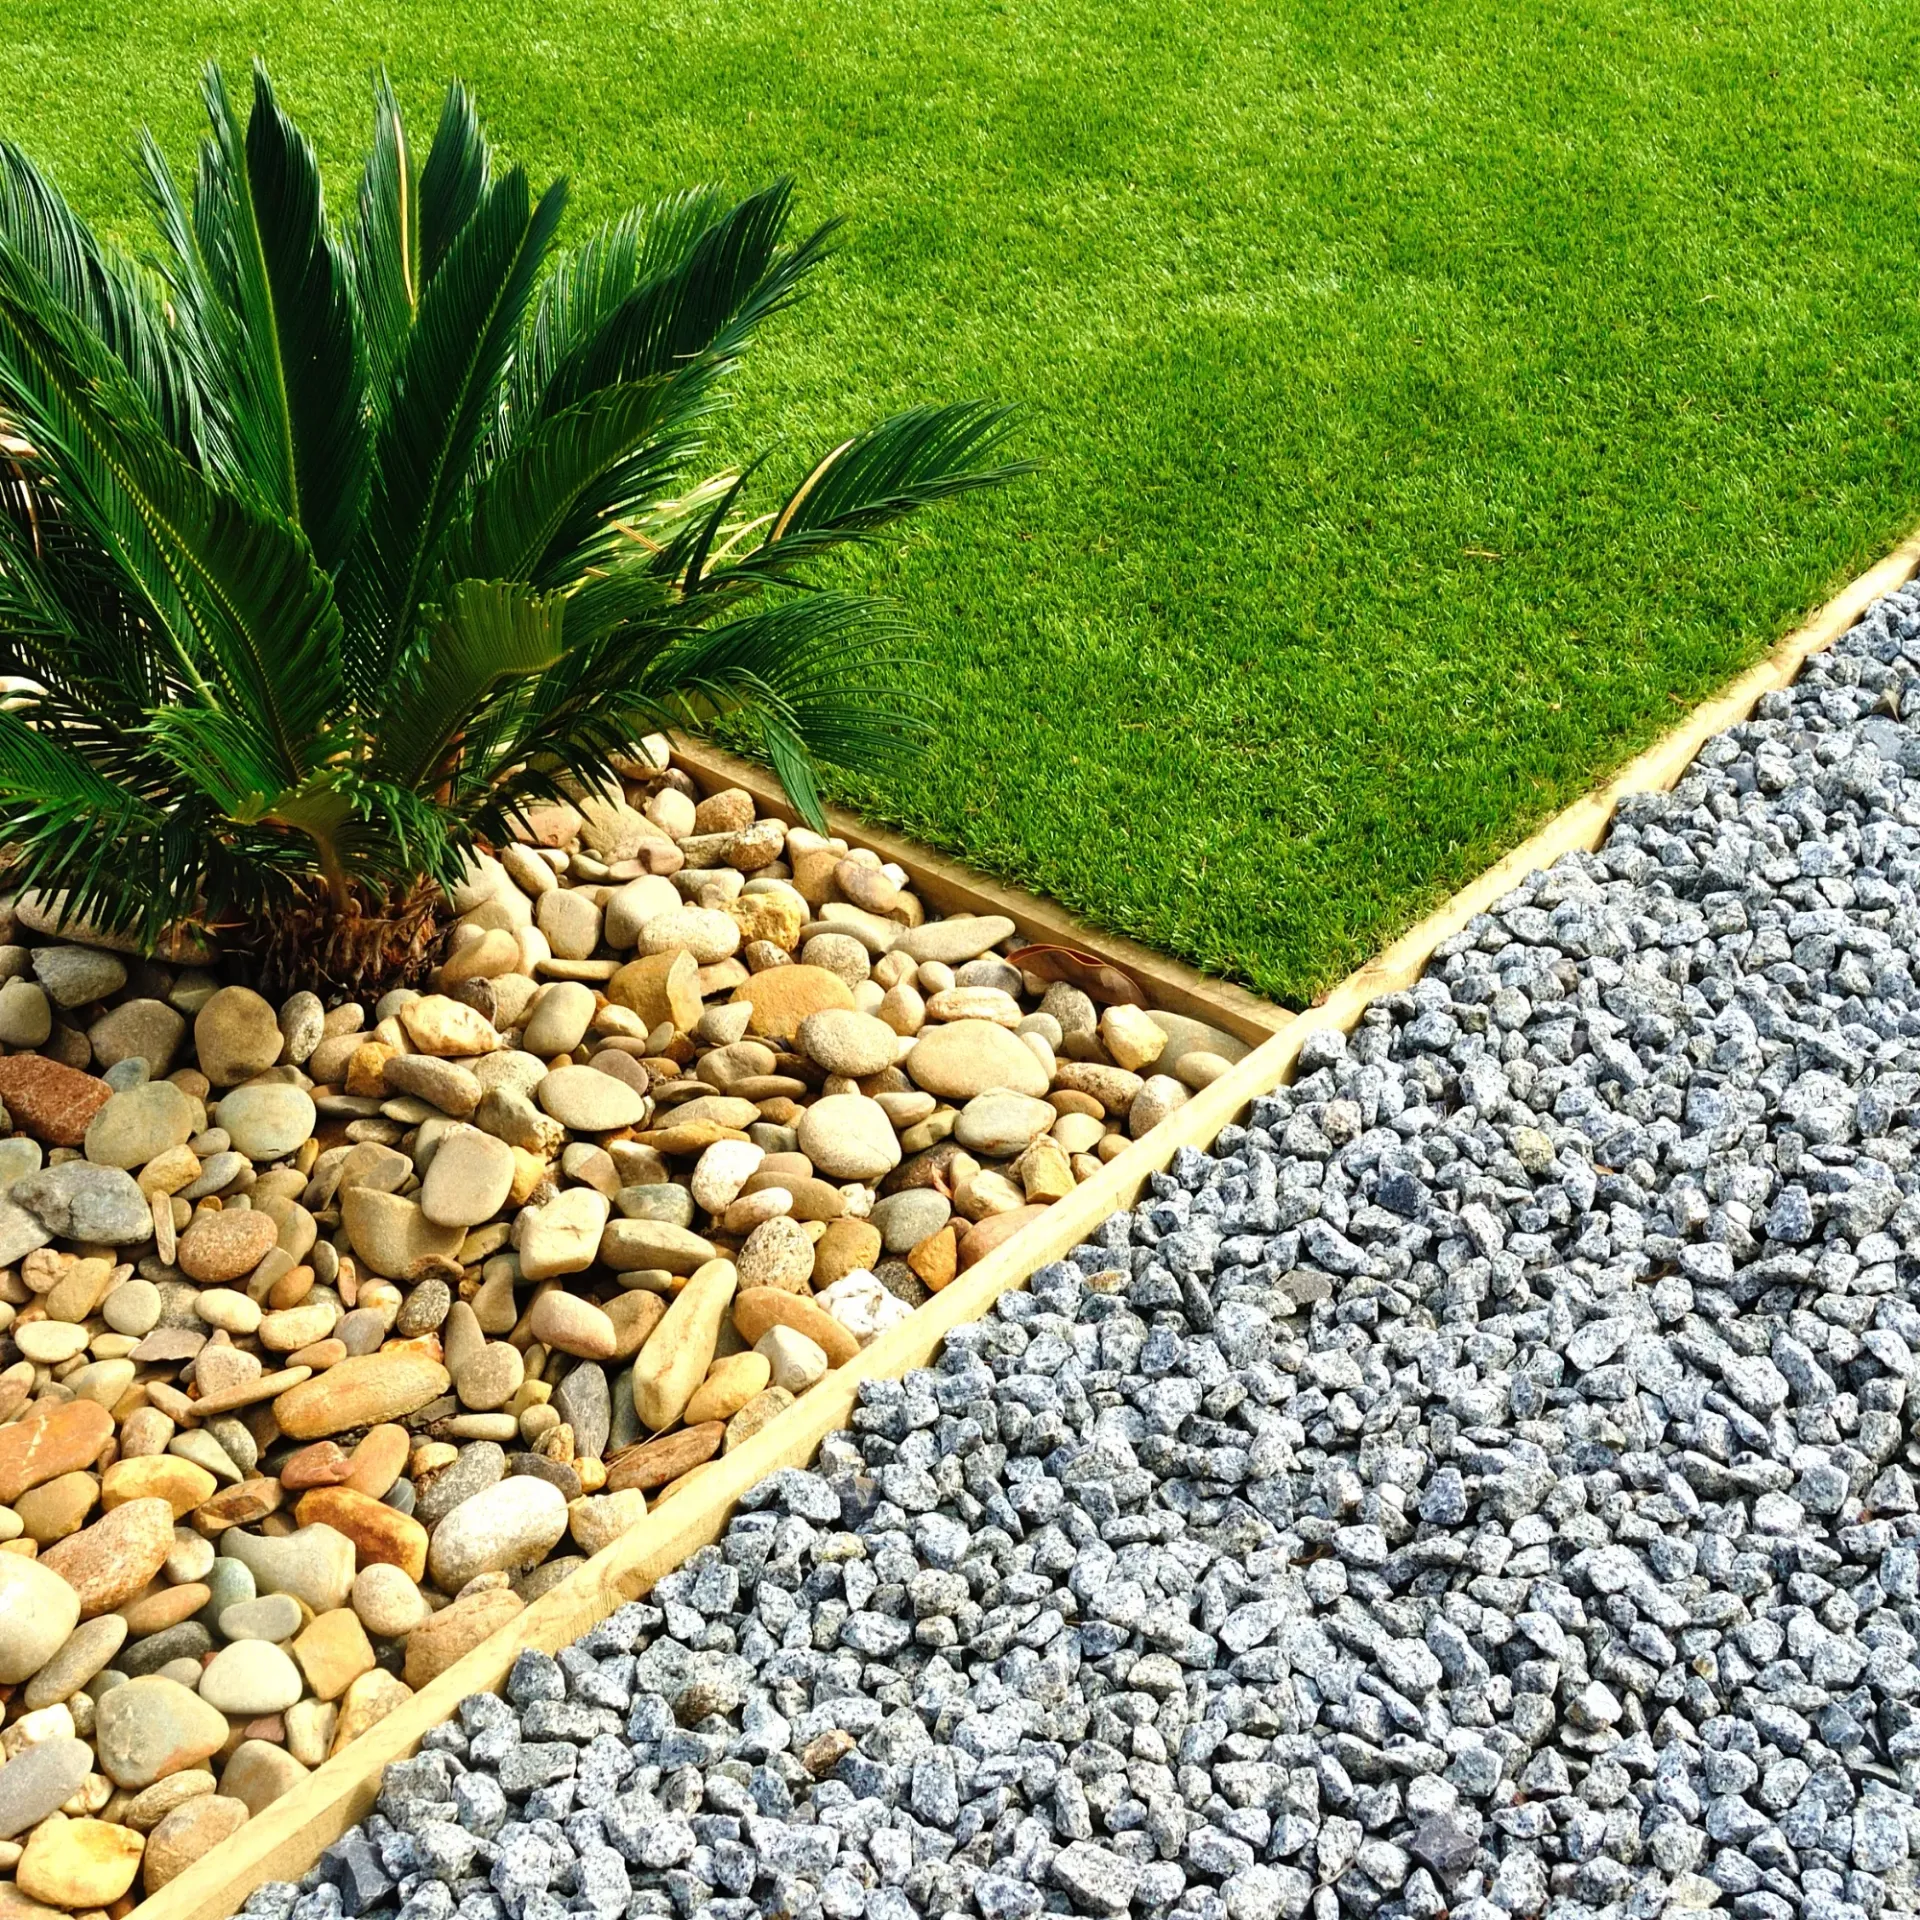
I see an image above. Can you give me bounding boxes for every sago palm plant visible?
[0,64,1020,983]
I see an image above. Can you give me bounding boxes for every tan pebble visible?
[723,1386,797,1451]
[956,1204,1050,1269]
[121,1770,215,1833]
[292,1487,428,1581]
[136,1144,202,1196]
[952,1168,1025,1220]
[195,1288,261,1336]
[683,1351,771,1425]
[1173,1049,1233,1090]
[566,1488,649,1557]
[13,1320,89,1365]
[906,1224,959,1291]
[141,1793,248,1892]
[604,1421,724,1493]
[283,1698,337,1769]
[17,1813,145,1906]
[604,1291,665,1361]
[343,1424,411,1499]
[1013,1133,1075,1202]
[756,1325,828,1395]
[631,1258,737,1430]
[272,1349,450,1439]
[41,1497,174,1616]
[118,1583,211,1637]
[731,1288,859,1366]
[1050,1110,1106,1154]
[400,1591,520,1691]
[100,1456,216,1520]
[735,1215,815,1293]
[258,1300,338,1353]
[810,1217,882,1288]
[328,1667,415,1753]
[606,949,702,1035]
[1096,1002,1167,1071]
[1129,1072,1190,1136]
[526,1290,617,1360]
[218,1740,307,1816]
[350,1563,430,1639]
[13,1470,98,1545]
[291,1609,376,1702]
[42,1258,116,1325]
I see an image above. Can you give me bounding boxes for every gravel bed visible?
[245,588,1920,1920]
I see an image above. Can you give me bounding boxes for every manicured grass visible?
[4,0,1919,1003]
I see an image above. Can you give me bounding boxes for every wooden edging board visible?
[130,529,1920,1920]
[667,736,1288,1048]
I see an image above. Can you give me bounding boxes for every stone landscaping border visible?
[123,526,1920,1920]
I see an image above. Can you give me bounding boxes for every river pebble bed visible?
[242,589,1920,1920]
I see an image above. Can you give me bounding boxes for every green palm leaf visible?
[237,63,368,571]
[0,142,211,463]
[182,65,303,516]
[418,82,490,288]
[341,166,567,695]
[373,578,566,792]
[347,73,420,405]
[695,402,1029,590]
[447,379,697,587]
[509,188,731,424]
[0,235,343,781]
[0,706,172,934]
[528,182,834,425]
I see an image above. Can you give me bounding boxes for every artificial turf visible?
[4,0,1919,1006]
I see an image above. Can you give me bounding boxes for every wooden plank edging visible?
[127,528,1920,1920]
[667,736,1289,1047]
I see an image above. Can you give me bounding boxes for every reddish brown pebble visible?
[0,1398,114,1504]
[177,1209,280,1284]
[42,1496,175,1615]
[277,1442,357,1491]
[0,1053,114,1144]
[604,1421,725,1493]
[801,1729,856,1776]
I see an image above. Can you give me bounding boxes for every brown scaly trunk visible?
[227,875,448,1005]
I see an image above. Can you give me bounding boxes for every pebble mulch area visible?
[236,591,1920,1920]
[0,740,1252,1910]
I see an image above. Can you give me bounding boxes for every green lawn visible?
[4,0,1919,1005]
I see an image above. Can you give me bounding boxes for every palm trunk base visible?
[229,878,446,1005]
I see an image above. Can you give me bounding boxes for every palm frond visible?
[372,577,566,791]
[0,142,212,462]
[508,185,730,422]
[417,82,490,288]
[693,402,1029,590]
[135,129,251,489]
[527,182,835,426]
[183,64,304,516]
[238,62,368,571]
[347,72,419,405]
[0,705,173,935]
[494,590,923,832]
[0,236,343,782]
[341,166,567,697]
[0,451,170,719]
[446,379,697,587]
